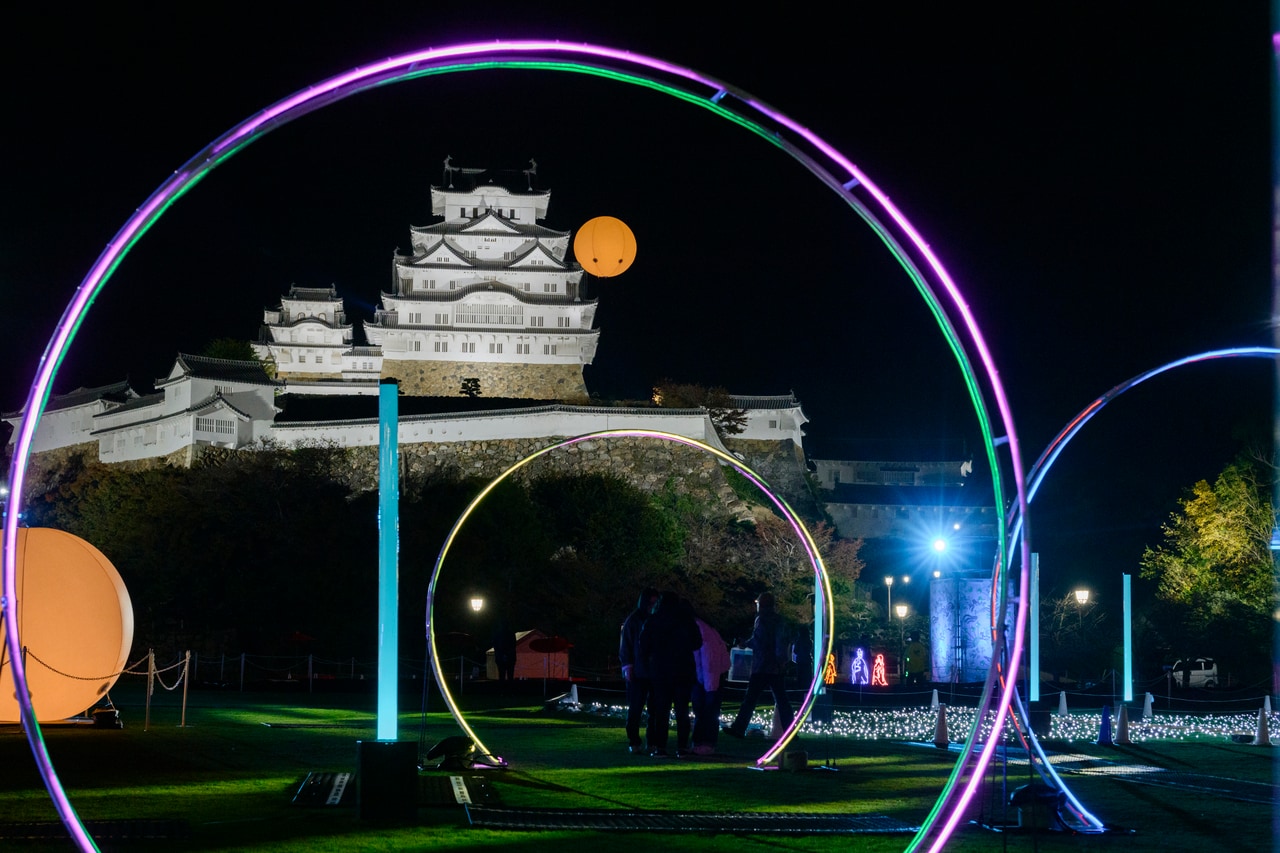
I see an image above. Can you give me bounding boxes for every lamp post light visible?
[461,595,484,692]
[884,575,894,622]
[1073,589,1090,606]
[895,603,908,681]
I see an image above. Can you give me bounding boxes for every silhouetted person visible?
[639,592,701,756]
[620,588,660,753]
[492,617,517,683]
[723,591,794,738]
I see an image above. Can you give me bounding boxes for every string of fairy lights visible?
[565,697,1278,744]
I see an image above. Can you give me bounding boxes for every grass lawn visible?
[1,681,1276,852]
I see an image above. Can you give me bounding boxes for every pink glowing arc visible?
[4,41,1030,853]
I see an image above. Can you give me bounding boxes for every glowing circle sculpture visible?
[573,215,637,277]
[1,528,133,722]
[425,429,834,769]
[3,41,1033,853]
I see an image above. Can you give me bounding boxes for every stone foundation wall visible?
[381,360,587,401]
[275,370,343,383]
[331,435,726,499]
[13,433,814,521]
[723,437,820,518]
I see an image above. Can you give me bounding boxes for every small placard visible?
[728,648,753,682]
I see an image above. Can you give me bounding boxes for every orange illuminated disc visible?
[1,528,133,722]
[573,215,637,277]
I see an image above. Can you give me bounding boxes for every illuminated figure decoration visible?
[0,528,133,723]
[573,215,637,277]
[850,647,870,685]
[871,653,888,687]
[822,653,838,685]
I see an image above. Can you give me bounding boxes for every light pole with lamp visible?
[1071,588,1089,688]
[895,603,908,682]
[462,595,484,692]
[884,575,894,624]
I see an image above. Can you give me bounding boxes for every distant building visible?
[253,284,382,386]
[5,163,808,499]
[811,455,995,542]
[3,381,138,455]
[364,167,598,400]
[92,354,281,465]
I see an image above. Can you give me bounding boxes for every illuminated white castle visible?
[252,164,596,399]
[4,162,806,469]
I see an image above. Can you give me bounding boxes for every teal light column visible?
[1122,573,1133,703]
[1030,553,1040,702]
[377,380,400,741]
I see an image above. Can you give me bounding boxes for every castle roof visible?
[411,211,567,240]
[727,393,801,410]
[431,166,547,196]
[282,285,340,302]
[157,354,282,388]
[378,281,595,306]
[4,380,138,417]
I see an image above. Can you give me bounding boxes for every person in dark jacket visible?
[639,592,702,757]
[723,590,794,738]
[619,588,660,753]
[491,616,517,683]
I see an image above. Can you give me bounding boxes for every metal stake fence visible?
[180,651,190,727]
[144,649,155,731]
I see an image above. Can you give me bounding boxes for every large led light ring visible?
[4,43,1031,853]
[426,429,835,768]
[999,347,1280,832]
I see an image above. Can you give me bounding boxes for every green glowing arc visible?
[6,45,1027,853]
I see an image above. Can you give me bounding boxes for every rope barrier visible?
[22,648,150,681]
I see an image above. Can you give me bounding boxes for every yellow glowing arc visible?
[426,429,834,768]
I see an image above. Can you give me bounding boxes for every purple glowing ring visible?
[4,42,1029,853]
[425,429,835,768]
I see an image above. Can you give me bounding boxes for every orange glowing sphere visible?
[573,216,637,277]
[1,528,133,722]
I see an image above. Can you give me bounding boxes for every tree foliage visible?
[1139,459,1276,670]
[200,337,258,362]
[651,380,748,438]
[18,448,865,673]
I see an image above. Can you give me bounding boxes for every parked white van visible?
[1170,657,1218,688]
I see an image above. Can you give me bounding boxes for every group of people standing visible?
[619,588,795,757]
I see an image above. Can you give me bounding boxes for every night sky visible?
[3,6,1274,608]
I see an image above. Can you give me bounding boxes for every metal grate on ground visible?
[466,806,918,834]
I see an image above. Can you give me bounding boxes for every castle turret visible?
[364,165,598,399]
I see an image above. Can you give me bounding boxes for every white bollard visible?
[1143,692,1154,720]
[930,689,940,711]
[1057,690,1068,716]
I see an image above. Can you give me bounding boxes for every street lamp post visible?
[462,596,484,692]
[884,575,894,622]
[896,601,906,681]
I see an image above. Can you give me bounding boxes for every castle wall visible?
[723,437,821,519]
[381,359,587,401]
